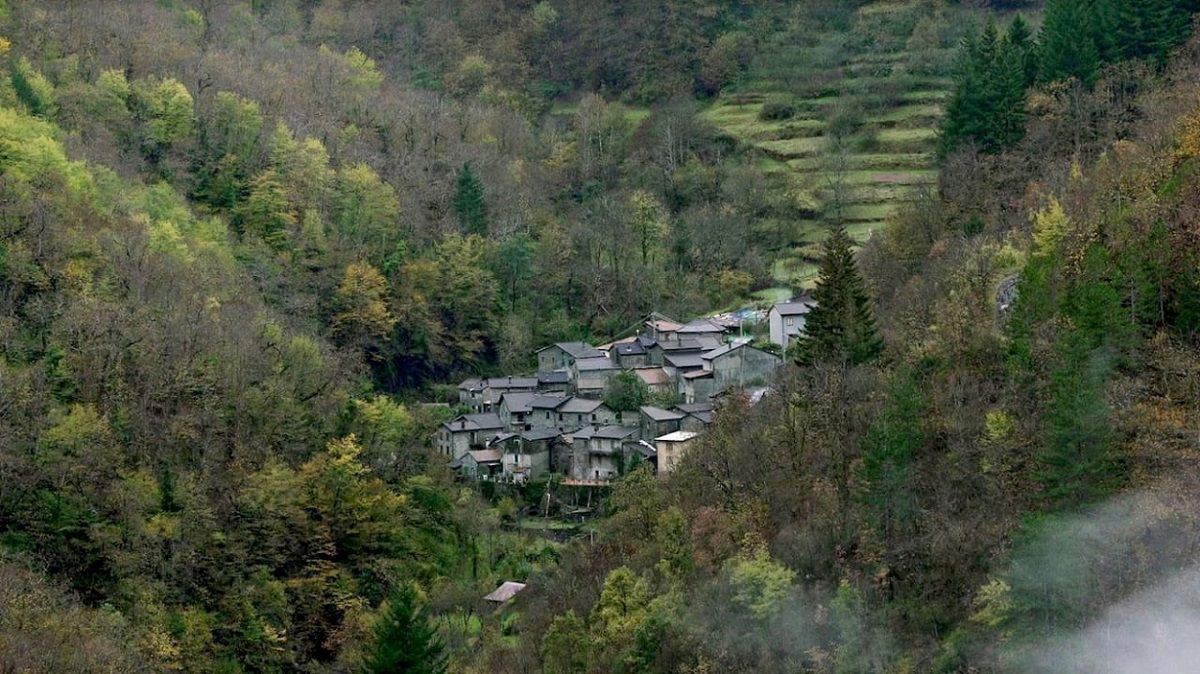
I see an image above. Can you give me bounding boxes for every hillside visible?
[700,1,971,289]
[5,1,1200,673]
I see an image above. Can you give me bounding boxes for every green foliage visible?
[791,225,883,366]
[590,566,651,646]
[237,168,295,249]
[132,76,194,153]
[453,162,488,236]
[1037,332,1120,510]
[334,163,400,250]
[939,19,1027,155]
[362,583,448,674]
[1039,0,1102,85]
[10,56,56,118]
[603,370,650,413]
[726,545,795,622]
[541,611,589,674]
[859,368,924,544]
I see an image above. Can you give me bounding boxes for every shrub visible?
[758,95,796,121]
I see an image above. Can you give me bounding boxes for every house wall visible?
[438,429,472,459]
[769,310,784,347]
[711,347,781,391]
[679,415,708,433]
[617,353,648,369]
[656,438,694,474]
[640,416,681,441]
[769,311,806,351]
[538,347,572,373]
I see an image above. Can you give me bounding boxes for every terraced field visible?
[699,0,972,289]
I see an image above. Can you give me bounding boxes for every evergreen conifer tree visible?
[362,584,448,674]
[1040,0,1101,85]
[453,162,488,236]
[791,225,883,367]
[1006,14,1039,87]
[1036,332,1120,509]
[939,20,1028,155]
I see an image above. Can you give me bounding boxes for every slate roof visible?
[665,353,705,370]
[682,370,713,380]
[702,341,780,362]
[537,369,571,385]
[640,406,686,422]
[576,356,621,372]
[441,413,504,433]
[633,367,671,386]
[537,341,604,360]
[521,429,563,442]
[467,448,503,463]
[574,425,638,441]
[674,402,714,414]
[532,395,572,410]
[499,391,539,413]
[458,377,483,391]
[676,318,728,334]
[657,338,707,352]
[771,298,817,316]
[485,376,539,389]
[615,341,647,356]
[560,397,607,414]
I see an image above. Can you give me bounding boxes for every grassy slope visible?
[699,0,977,290]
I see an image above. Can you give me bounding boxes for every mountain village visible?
[437,298,816,486]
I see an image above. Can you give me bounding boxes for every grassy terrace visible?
[698,0,975,289]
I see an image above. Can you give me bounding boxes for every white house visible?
[768,298,816,352]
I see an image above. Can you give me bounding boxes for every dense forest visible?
[4,0,1200,672]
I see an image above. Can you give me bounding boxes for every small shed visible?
[483,581,527,603]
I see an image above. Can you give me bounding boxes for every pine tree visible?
[791,225,883,367]
[453,162,488,236]
[362,584,448,674]
[939,20,1028,156]
[859,369,924,545]
[1036,332,1120,510]
[1040,0,1101,85]
[1006,14,1039,88]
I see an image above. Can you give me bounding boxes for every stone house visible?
[570,426,639,481]
[536,342,605,373]
[497,429,560,483]
[655,431,699,474]
[701,341,782,392]
[639,406,685,440]
[536,369,573,395]
[460,448,503,479]
[768,298,816,352]
[632,367,672,394]
[437,413,504,459]
[498,391,567,432]
[612,340,648,369]
[571,357,622,398]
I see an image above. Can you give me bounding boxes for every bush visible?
[758,95,796,121]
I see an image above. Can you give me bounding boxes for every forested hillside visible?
[4,0,1200,673]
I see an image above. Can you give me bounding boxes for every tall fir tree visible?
[939,20,1028,155]
[1006,14,1039,88]
[453,162,488,236]
[362,584,448,674]
[1039,0,1101,85]
[790,225,883,367]
[1036,331,1120,510]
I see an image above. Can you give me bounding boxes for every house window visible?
[786,317,795,326]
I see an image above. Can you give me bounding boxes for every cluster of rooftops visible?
[437,303,815,485]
